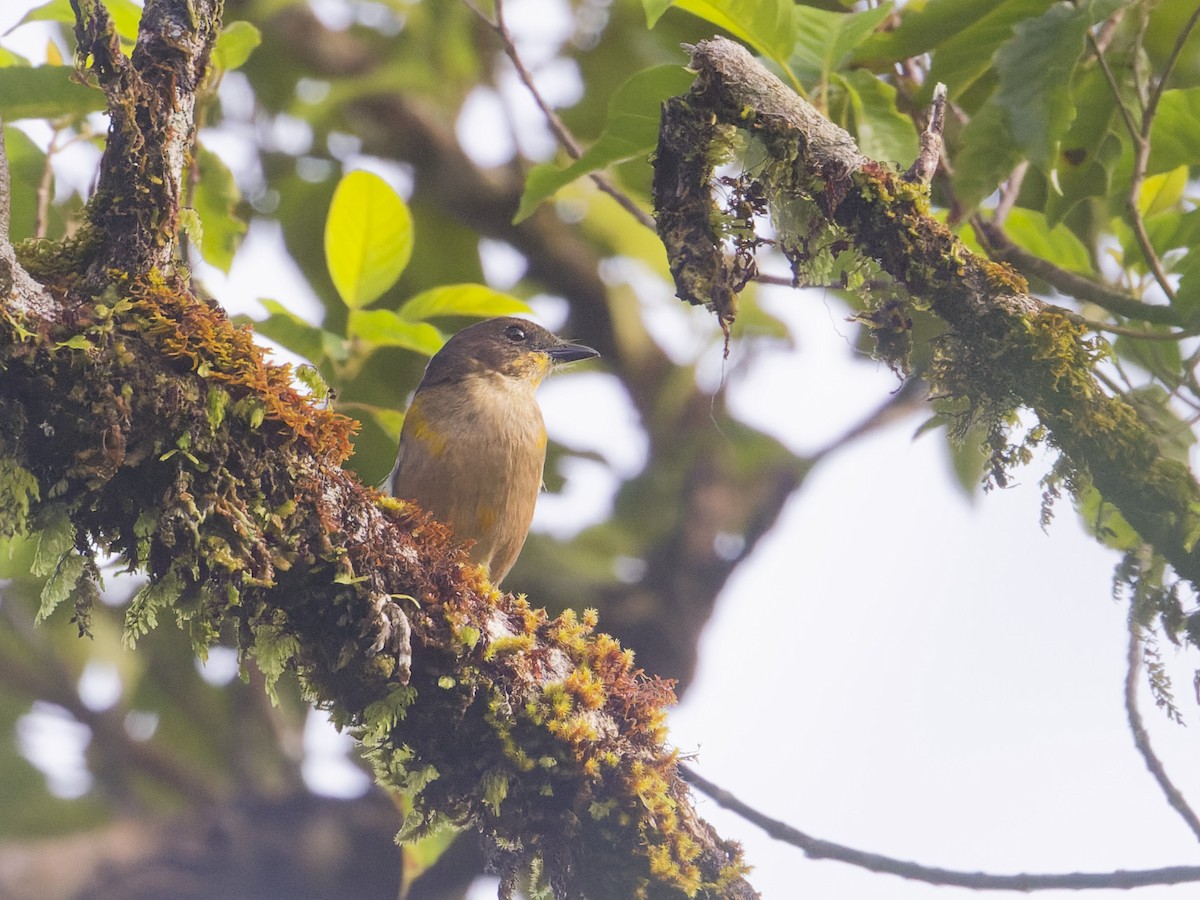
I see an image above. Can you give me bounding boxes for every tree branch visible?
[681,764,1200,891]
[653,38,1200,617]
[1124,624,1200,844]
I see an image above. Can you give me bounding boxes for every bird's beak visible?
[547,341,599,364]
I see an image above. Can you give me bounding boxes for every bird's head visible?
[419,316,598,389]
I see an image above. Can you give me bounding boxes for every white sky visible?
[4,3,1200,899]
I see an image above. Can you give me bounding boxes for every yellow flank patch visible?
[407,401,448,458]
[476,503,498,534]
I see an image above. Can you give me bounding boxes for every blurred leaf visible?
[0,66,104,120]
[955,102,1022,211]
[645,0,797,70]
[0,47,30,67]
[924,0,1054,104]
[1147,88,1200,174]
[992,0,1124,173]
[855,0,1014,64]
[790,3,892,85]
[325,170,414,309]
[399,284,531,322]
[191,145,247,273]
[348,310,444,356]
[3,125,46,243]
[837,69,918,165]
[1004,207,1093,275]
[212,21,261,71]
[14,0,142,44]
[515,65,695,223]
[1137,165,1188,220]
[1077,484,1140,550]
[254,299,347,367]
[1171,252,1200,320]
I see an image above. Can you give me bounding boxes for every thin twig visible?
[1125,624,1200,844]
[973,216,1185,326]
[481,0,657,231]
[902,82,946,185]
[1088,30,1176,301]
[680,763,1200,890]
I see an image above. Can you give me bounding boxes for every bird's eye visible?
[504,324,527,343]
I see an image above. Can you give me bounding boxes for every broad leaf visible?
[790,4,892,86]
[399,284,531,322]
[347,310,445,356]
[255,299,347,367]
[191,145,247,273]
[13,0,142,44]
[213,21,262,72]
[645,0,797,69]
[325,170,414,309]
[1003,208,1093,275]
[1147,88,1200,175]
[0,66,104,120]
[837,69,917,165]
[515,65,694,223]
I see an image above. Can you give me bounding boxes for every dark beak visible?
[547,341,600,364]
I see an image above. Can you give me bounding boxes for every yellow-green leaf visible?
[399,284,531,322]
[1137,165,1188,219]
[213,21,261,71]
[325,170,414,309]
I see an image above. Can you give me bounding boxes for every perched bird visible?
[388,316,598,584]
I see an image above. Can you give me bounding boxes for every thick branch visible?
[655,38,1200,606]
[70,0,220,284]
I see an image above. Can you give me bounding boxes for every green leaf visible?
[924,0,1054,104]
[1148,88,1200,175]
[1172,252,1200,321]
[3,125,45,242]
[790,4,892,85]
[0,47,30,67]
[0,66,105,120]
[1137,165,1187,219]
[515,64,695,223]
[325,170,414,309]
[992,1,1104,172]
[676,0,796,63]
[856,0,1017,63]
[32,509,75,578]
[124,571,184,646]
[14,0,142,44]
[212,21,261,71]
[348,309,445,356]
[1003,207,1093,275]
[254,299,347,366]
[38,552,86,624]
[192,144,247,273]
[399,284,531,322]
[955,101,1023,211]
[837,69,917,165]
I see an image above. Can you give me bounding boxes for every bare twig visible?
[903,82,945,185]
[1088,31,1176,301]
[481,0,657,231]
[680,763,1200,890]
[973,217,1185,326]
[1125,624,1200,844]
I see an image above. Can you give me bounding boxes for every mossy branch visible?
[654,38,1200,624]
[0,5,754,899]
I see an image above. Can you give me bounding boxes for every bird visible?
[388,316,598,585]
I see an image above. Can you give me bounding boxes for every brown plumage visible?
[388,317,598,584]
